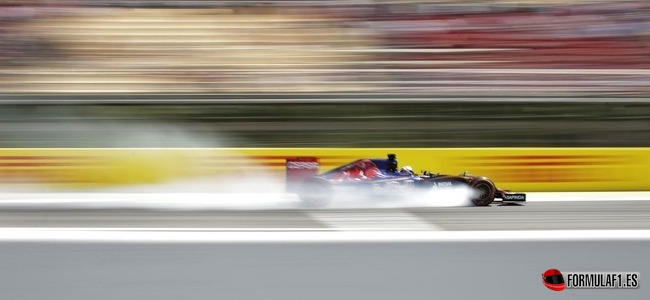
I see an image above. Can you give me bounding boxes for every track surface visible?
[0,239,647,300]
[1,201,649,231]
[1,198,649,300]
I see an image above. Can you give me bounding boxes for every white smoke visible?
[303,185,474,209]
[0,120,473,210]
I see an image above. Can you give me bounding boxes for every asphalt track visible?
[0,238,646,300]
[0,201,649,231]
[0,197,649,300]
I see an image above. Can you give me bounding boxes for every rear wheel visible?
[299,178,332,207]
[471,180,495,206]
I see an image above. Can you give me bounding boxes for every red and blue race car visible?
[286,154,526,207]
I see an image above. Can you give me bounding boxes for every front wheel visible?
[471,180,495,206]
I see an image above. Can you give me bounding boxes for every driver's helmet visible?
[400,166,414,174]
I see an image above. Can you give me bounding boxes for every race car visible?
[286,154,526,207]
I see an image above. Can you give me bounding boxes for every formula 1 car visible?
[286,154,526,207]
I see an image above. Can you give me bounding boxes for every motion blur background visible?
[0,0,649,147]
[1,4,650,300]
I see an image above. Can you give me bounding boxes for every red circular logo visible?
[543,269,565,291]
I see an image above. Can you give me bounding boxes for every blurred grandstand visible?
[1,0,649,96]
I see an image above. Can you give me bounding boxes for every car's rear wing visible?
[285,157,320,192]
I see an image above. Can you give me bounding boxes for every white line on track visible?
[0,191,648,207]
[1,227,431,232]
[1,228,649,243]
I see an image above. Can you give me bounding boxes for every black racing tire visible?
[298,178,333,208]
[471,180,496,206]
